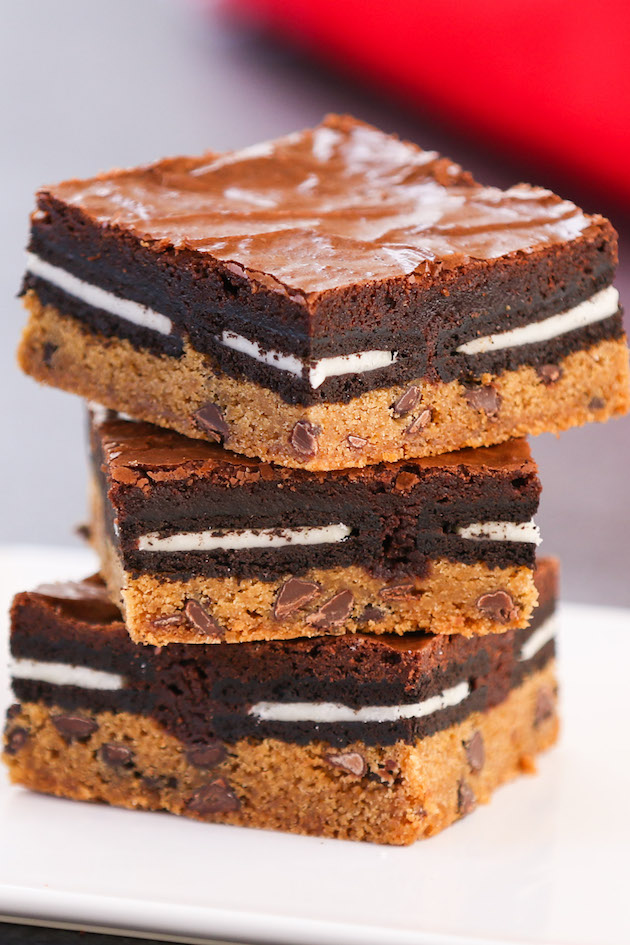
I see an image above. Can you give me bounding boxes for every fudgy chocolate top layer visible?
[27,115,619,404]
[10,561,557,746]
[41,115,603,297]
[90,411,541,579]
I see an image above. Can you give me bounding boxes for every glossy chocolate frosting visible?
[45,115,597,295]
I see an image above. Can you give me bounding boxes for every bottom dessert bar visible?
[3,561,559,846]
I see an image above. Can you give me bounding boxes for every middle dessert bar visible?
[89,407,541,644]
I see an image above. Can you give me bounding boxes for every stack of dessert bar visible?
[4,116,628,844]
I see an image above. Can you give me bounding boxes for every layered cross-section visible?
[18,115,629,470]
[4,560,559,845]
[88,408,542,644]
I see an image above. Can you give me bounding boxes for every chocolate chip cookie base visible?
[94,508,538,643]
[19,293,630,470]
[4,664,558,846]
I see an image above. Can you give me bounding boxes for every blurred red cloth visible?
[230,0,630,205]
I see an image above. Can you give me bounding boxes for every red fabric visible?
[230,0,630,205]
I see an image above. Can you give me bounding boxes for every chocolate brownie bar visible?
[18,115,629,470]
[3,560,559,845]
[88,407,542,643]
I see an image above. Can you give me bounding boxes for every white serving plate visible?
[0,546,629,945]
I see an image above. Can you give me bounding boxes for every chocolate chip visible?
[463,731,485,773]
[194,402,230,441]
[476,590,518,623]
[347,434,368,450]
[534,686,556,727]
[186,741,227,769]
[457,780,476,816]
[258,464,275,481]
[406,409,432,435]
[589,396,605,411]
[143,774,178,791]
[537,363,562,385]
[326,751,367,777]
[357,605,385,623]
[394,470,419,491]
[100,743,134,768]
[152,613,186,628]
[392,385,421,417]
[186,779,240,814]
[5,727,29,755]
[52,714,98,742]
[274,578,321,620]
[290,419,319,458]
[465,384,501,417]
[184,600,225,639]
[380,582,425,601]
[75,523,91,542]
[306,589,354,629]
[42,341,58,366]
[7,703,21,720]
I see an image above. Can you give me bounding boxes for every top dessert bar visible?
[19,114,629,469]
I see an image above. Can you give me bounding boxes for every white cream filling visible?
[249,680,470,724]
[519,615,557,662]
[87,401,109,426]
[220,330,396,389]
[307,350,397,389]
[220,331,303,376]
[10,657,124,691]
[456,519,542,545]
[456,286,619,355]
[26,252,173,336]
[137,523,352,553]
[88,402,135,426]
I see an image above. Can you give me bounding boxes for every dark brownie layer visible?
[9,561,557,747]
[90,411,541,580]
[23,114,619,405]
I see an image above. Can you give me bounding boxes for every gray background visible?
[2,0,629,605]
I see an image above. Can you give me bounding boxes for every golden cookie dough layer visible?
[3,663,559,846]
[19,293,630,470]
[90,488,537,644]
